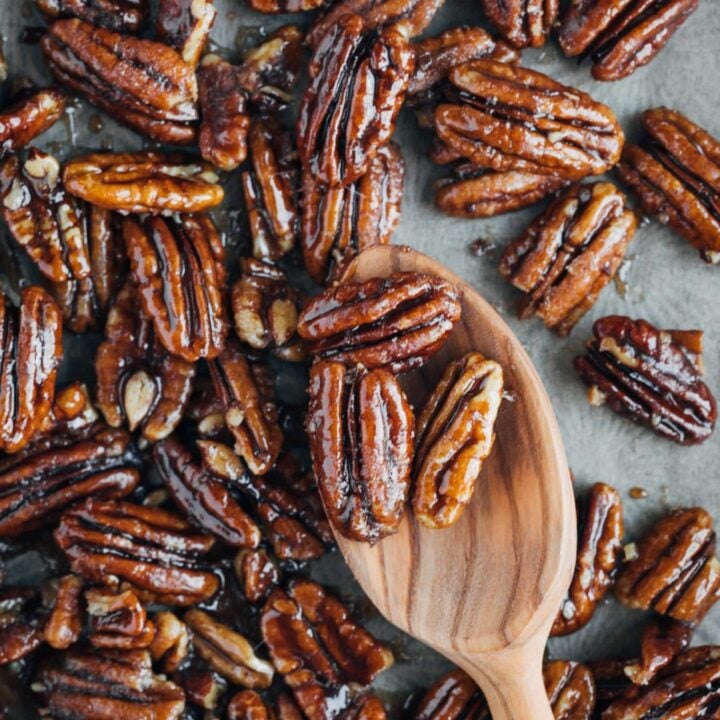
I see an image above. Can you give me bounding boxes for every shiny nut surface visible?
[155,0,217,67]
[34,0,148,32]
[543,660,596,720]
[0,87,65,160]
[414,669,489,719]
[480,0,558,48]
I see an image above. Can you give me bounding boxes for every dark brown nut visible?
[181,670,226,710]
[480,0,558,48]
[34,0,148,32]
[306,362,413,543]
[344,695,388,720]
[414,669,489,719]
[301,142,404,285]
[298,272,461,373]
[558,0,699,81]
[63,152,224,214]
[616,108,720,263]
[234,548,281,604]
[0,286,63,454]
[552,482,624,637]
[435,60,624,181]
[615,507,720,624]
[243,0,323,19]
[413,353,503,530]
[86,587,156,649]
[124,213,227,362]
[228,690,275,720]
[154,438,261,548]
[155,0,217,67]
[276,693,304,720]
[38,648,186,720]
[43,574,83,650]
[185,609,274,688]
[31,381,99,442]
[588,659,634,713]
[95,282,196,442]
[0,589,44,665]
[543,661,596,720]
[149,611,188,673]
[624,617,693,686]
[574,317,717,445]
[54,499,220,606]
[297,14,414,187]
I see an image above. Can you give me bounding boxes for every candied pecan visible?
[345,696,388,720]
[615,507,720,624]
[185,609,274,688]
[155,0,216,67]
[228,690,275,720]
[55,499,220,606]
[43,575,83,650]
[34,0,148,32]
[616,108,720,262]
[543,661,596,720]
[413,353,503,529]
[38,648,185,720]
[243,0,323,18]
[298,272,461,373]
[624,617,693,686]
[86,587,156,649]
[307,362,413,542]
[0,589,44,665]
[302,143,404,285]
[276,693,304,720]
[149,611,188,673]
[552,483,624,637]
[297,14,414,187]
[480,0,558,48]
[63,152,224,214]
[32,382,99,442]
[234,548,281,603]
[124,213,227,362]
[574,317,717,444]
[589,659,634,712]
[182,670,226,710]
[435,60,624,180]
[414,669,489,719]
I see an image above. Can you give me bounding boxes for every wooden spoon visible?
[339,245,576,720]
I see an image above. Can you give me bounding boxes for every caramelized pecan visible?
[228,690,275,720]
[124,213,227,362]
[34,0,148,32]
[345,696,388,720]
[86,587,156,649]
[302,142,404,285]
[589,659,634,713]
[0,589,44,665]
[624,617,693,686]
[616,108,720,262]
[297,14,414,187]
[276,693,304,720]
[43,575,83,650]
[307,361,413,542]
[574,317,717,444]
[615,507,720,624]
[413,353,503,529]
[54,499,220,605]
[155,0,217,67]
[414,669,489,719]
[32,381,99,442]
[149,611,189,673]
[181,670,226,710]
[480,0,558,48]
[543,661,596,720]
[235,548,281,603]
[298,272,461,373]
[552,482,624,637]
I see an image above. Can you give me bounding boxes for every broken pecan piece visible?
[32,381,99,442]
[235,548,281,604]
[298,14,414,186]
[302,142,404,285]
[34,0,148,32]
[149,611,188,673]
[86,587,156,649]
[43,575,84,650]
[624,617,693,686]
[543,661,596,720]
[228,690,275,720]
[414,669,489,719]
[155,0,216,67]
[552,482,624,637]
[344,695,388,720]
[574,317,717,444]
[480,0,558,48]
[0,589,44,665]
[413,353,503,529]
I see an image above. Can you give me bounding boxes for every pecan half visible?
[615,507,720,624]
[43,575,83,650]
[86,587,156,649]
[480,0,558,48]
[32,381,99,442]
[414,669,489,719]
[543,661,596,720]
[574,317,717,444]
[63,152,224,214]
[34,0,148,32]
[413,353,503,529]
[228,690,274,720]
[434,60,624,180]
[124,213,227,362]
[54,499,220,605]
[552,482,624,637]
[624,617,693,686]
[345,696,388,720]
[302,142,404,285]
[234,548,281,603]
[297,14,414,187]
[307,362,414,542]
[149,611,189,673]
[0,286,63,454]
[155,0,217,67]
[616,108,720,263]
[298,272,461,373]
[0,589,44,665]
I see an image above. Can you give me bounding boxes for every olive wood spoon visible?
[338,244,576,720]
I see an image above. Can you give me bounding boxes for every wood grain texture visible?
[339,245,577,719]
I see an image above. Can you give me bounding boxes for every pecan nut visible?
[413,353,504,529]
[543,661,596,720]
[149,611,189,673]
[43,575,84,650]
[31,381,99,442]
[298,14,414,187]
[86,587,156,649]
[302,142,404,285]
[0,589,44,665]
[413,669,489,719]
[234,548,281,603]
[615,507,720,624]
[616,108,720,263]
[34,0,148,32]
[574,317,717,444]
[344,696,388,720]
[480,0,558,48]
[298,272,461,373]
[307,361,414,542]
[155,0,217,67]
[552,482,624,637]
[228,690,274,720]
[54,499,220,606]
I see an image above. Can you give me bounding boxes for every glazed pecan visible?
[552,482,624,637]
[298,272,461,373]
[235,548,281,603]
[181,671,226,710]
[0,286,62,454]
[413,353,503,529]
[414,669,489,719]
[63,152,224,214]
[276,693,305,720]
[155,0,217,67]
[480,0,558,48]
[543,661,596,720]
[31,381,99,442]
[615,507,720,624]
[302,143,404,285]
[228,690,275,720]
[54,499,220,606]
[624,617,693,686]
[38,648,185,720]
[185,609,274,688]
[558,0,699,81]
[345,696,388,720]
[124,213,227,362]
[34,0,148,32]
[435,60,624,180]
[43,575,83,650]
[297,14,414,187]
[616,108,720,263]
[574,317,717,444]
[307,362,413,542]
[86,587,156,649]
[589,659,634,713]
[0,589,44,665]
[149,611,189,673]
